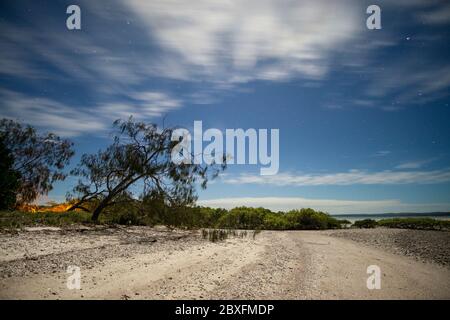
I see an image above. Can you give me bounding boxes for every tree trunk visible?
[91,201,108,221]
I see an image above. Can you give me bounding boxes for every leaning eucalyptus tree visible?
[67,118,225,221]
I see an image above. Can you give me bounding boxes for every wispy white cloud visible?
[1,0,449,118]
[0,89,106,137]
[0,13,188,133]
[366,64,450,104]
[97,91,182,120]
[0,89,180,136]
[395,158,436,170]
[198,196,450,214]
[223,169,450,186]
[327,62,450,112]
[124,0,364,84]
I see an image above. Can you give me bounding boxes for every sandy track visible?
[299,231,450,299]
[0,228,449,299]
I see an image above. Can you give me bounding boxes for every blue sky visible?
[1,0,450,214]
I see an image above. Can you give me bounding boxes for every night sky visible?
[1,0,449,214]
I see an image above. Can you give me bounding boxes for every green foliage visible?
[377,218,450,231]
[216,207,269,229]
[285,208,341,230]
[263,212,290,230]
[0,119,74,205]
[6,206,448,232]
[132,205,343,230]
[336,219,351,225]
[1,205,347,231]
[0,210,92,229]
[201,206,343,230]
[0,136,21,210]
[106,207,144,226]
[353,219,378,228]
[141,194,217,228]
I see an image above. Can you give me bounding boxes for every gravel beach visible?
[324,228,450,266]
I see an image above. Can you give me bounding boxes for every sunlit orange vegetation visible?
[17,203,77,213]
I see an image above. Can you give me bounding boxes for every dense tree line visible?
[104,202,347,230]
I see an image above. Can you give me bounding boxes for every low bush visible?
[353,219,378,229]
[0,210,92,229]
[285,208,341,230]
[377,218,450,231]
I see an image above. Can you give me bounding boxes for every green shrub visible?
[107,210,143,225]
[285,208,341,230]
[336,219,351,225]
[0,210,92,229]
[216,207,269,229]
[353,219,378,228]
[263,213,290,230]
[377,218,450,231]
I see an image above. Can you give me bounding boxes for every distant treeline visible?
[106,204,349,230]
[0,205,349,230]
[91,205,450,231]
[2,206,449,231]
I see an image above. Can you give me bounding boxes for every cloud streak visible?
[223,169,450,186]
[0,89,180,136]
[395,158,436,170]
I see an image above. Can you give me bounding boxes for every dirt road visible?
[0,227,449,299]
